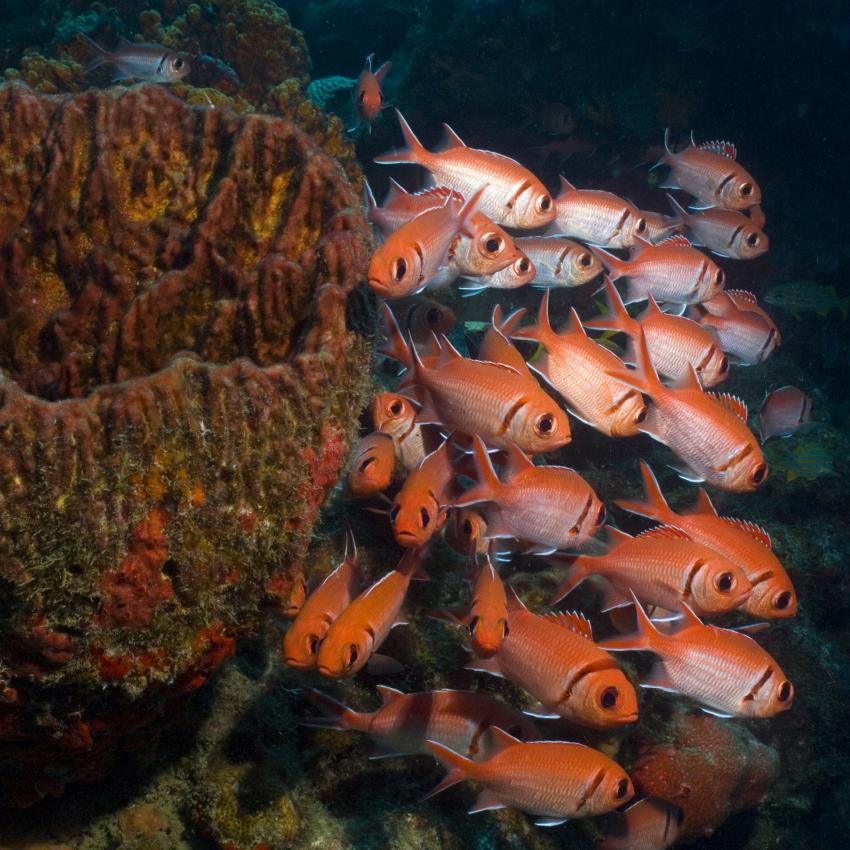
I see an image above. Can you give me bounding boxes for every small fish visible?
[80,33,190,83]
[655,131,761,210]
[759,386,813,442]
[515,236,603,288]
[639,209,684,244]
[510,290,647,437]
[782,440,835,481]
[316,547,427,679]
[691,292,779,366]
[552,177,648,248]
[721,290,782,344]
[616,461,797,619]
[426,727,634,826]
[304,686,539,760]
[367,187,485,297]
[454,437,605,554]
[353,53,391,126]
[347,432,397,498]
[283,530,359,669]
[667,194,768,259]
[375,111,556,229]
[601,797,683,850]
[366,181,464,236]
[600,595,794,718]
[458,255,536,293]
[443,507,490,556]
[763,281,850,318]
[609,329,767,492]
[585,280,729,388]
[593,235,725,306]
[468,587,638,728]
[548,525,752,618]
[383,295,457,345]
[370,391,429,472]
[391,439,456,548]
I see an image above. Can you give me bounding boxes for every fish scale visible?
[696,302,777,366]
[515,236,602,288]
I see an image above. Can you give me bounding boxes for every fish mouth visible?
[395,530,421,545]
[317,664,339,678]
[617,711,639,725]
[284,656,313,669]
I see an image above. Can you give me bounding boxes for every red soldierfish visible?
[548,525,752,618]
[600,596,794,718]
[552,177,648,248]
[354,53,391,125]
[80,33,190,83]
[454,437,606,554]
[667,194,768,259]
[585,279,729,388]
[592,234,725,306]
[725,290,782,344]
[691,292,779,366]
[468,587,638,728]
[656,131,762,210]
[466,556,509,657]
[366,180,463,236]
[458,254,536,294]
[759,386,813,442]
[370,391,429,472]
[304,686,539,760]
[610,328,768,492]
[601,797,683,850]
[616,461,797,618]
[443,507,490,557]
[511,290,647,437]
[426,727,634,825]
[375,110,556,229]
[316,547,427,679]
[382,295,456,345]
[283,529,359,669]
[515,236,603,288]
[347,432,397,498]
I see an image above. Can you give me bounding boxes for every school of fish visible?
[281,62,800,848]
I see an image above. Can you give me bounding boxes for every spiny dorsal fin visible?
[727,289,758,306]
[501,442,535,481]
[606,526,633,545]
[544,611,593,641]
[440,123,466,150]
[689,488,718,516]
[722,517,772,548]
[698,140,737,160]
[709,392,748,421]
[637,525,692,542]
[376,684,404,705]
[488,726,522,755]
[656,233,694,249]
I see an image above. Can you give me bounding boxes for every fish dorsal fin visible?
[723,517,772,548]
[374,61,391,83]
[545,611,593,641]
[644,293,664,316]
[440,123,466,150]
[728,288,758,306]
[384,177,409,205]
[637,525,692,542]
[118,35,134,48]
[502,442,535,481]
[435,333,465,365]
[505,584,527,614]
[699,140,737,160]
[487,726,522,756]
[709,392,748,421]
[673,600,704,632]
[606,526,633,545]
[673,363,703,392]
[557,175,576,198]
[564,307,588,337]
[656,233,693,249]
[689,488,718,516]
[364,52,375,72]
[492,305,527,337]
[377,684,404,705]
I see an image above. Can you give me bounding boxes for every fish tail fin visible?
[374,109,430,166]
[423,741,474,801]
[378,303,414,372]
[453,436,502,508]
[584,277,639,336]
[665,192,689,225]
[649,128,673,171]
[589,245,627,282]
[599,593,664,652]
[615,460,677,525]
[77,32,111,73]
[301,688,369,732]
[509,288,557,346]
[547,554,591,605]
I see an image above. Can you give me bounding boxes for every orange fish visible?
[667,194,768,259]
[282,570,307,619]
[468,586,638,728]
[552,177,648,248]
[455,437,605,554]
[600,595,794,718]
[548,525,752,617]
[592,234,725,306]
[443,507,490,556]
[748,204,767,229]
[283,529,359,669]
[616,461,797,618]
[585,279,729,388]
[693,292,779,365]
[426,727,634,825]
[609,328,767,492]
[365,180,463,236]
[515,235,603,288]
[316,547,427,679]
[510,290,647,437]
[370,391,429,472]
[375,110,555,229]
[759,385,813,442]
[655,131,761,210]
[466,556,509,657]
[724,290,781,344]
[353,53,391,126]
[304,686,538,760]
[638,208,683,244]
[458,254,536,294]
[391,439,456,548]
[410,334,571,454]
[368,186,485,298]
[601,797,683,850]
[383,295,457,345]
[348,432,397,498]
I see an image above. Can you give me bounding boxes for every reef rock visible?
[0,82,374,806]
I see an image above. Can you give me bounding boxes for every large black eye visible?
[390,504,401,521]
[715,269,725,286]
[635,407,648,424]
[578,252,592,268]
[462,519,473,536]
[358,90,366,103]
[615,779,630,799]
[778,681,792,702]
[719,356,729,374]
[538,195,552,211]
[308,635,321,655]
[535,413,554,435]
[389,399,403,416]
[426,307,442,325]
[775,591,792,610]
[174,57,184,69]
[751,463,767,484]
[347,645,359,668]
[635,217,647,234]
[715,572,734,592]
[740,182,753,197]
[746,232,759,247]
[518,258,530,273]
[483,234,503,255]
[468,616,480,636]
[392,258,407,281]
[420,507,431,528]
[359,456,375,472]
[600,686,619,709]
[596,505,606,526]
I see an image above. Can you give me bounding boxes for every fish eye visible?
[534,413,555,435]
[346,644,359,668]
[635,407,648,424]
[426,307,442,325]
[358,90,366,103]
[635,217,647,234]
[517,257,530,273]
[420,507,431,528]
[600,686,620,710]
[173,57,184,70]
[778,681,793,702]
[468,615,480,636]
[774,591,792,610]
[537,195,552,212]
[392,257,408,282]
[746,232,760,247]
[389,399,403,416]
[715,571,734,592]
[715,268,725,286]
[578,252,592,268]
[482,233,504,256]
[358,456,375,472]
[740,182,753,197]
[596,505,607,526]
[390,504,401,521]
[308,634,321,655]
[462,518,473,536]
[719,355,729,374]
[502,619,510,638]
[615,778,630,799]
[751,463,768,484]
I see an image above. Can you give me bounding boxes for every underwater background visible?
[0,1,848,848]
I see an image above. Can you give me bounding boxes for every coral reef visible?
[0,81,375,806]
